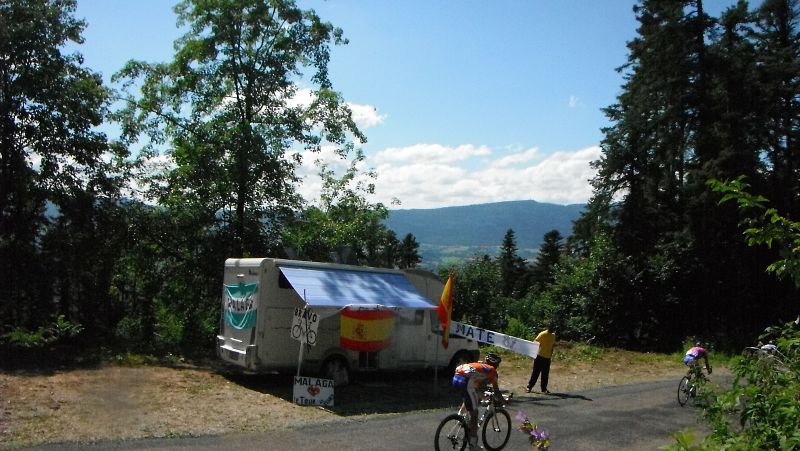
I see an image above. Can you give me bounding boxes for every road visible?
[32,379,707,450]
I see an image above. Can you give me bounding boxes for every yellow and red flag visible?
[340,308,395,352]
[437,271,454,349]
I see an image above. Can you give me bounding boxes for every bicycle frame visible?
[678,364,708,406]
[687,363,705,380]
[441,388,511,450]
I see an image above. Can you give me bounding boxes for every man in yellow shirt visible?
[526,327,555,394]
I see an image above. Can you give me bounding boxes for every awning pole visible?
[434,329,439,395]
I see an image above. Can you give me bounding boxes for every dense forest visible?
[447,0,800,354]
[1,0,798,365]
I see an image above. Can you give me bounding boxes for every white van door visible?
[218,267,261,367]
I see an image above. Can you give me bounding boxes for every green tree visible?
[573,0,800,348]
[596,0,710,257]
[282,153,391,265]
[751,0,800,218]
[670,178,800,450]
[442,256,506,330]
[397,233,421,269]
[579,1,713,348]
[531,229,563,291]
[108,0,366,353]
[113,0,363,259]
[379,229,400,268]
[0,0,123,340]
[710,177,800,286]
[496,229,528,298]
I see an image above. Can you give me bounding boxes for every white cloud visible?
[490,147,540,168]
[348,103,386,129]
[374,143,491,165]
[284,88,314,108]
[294,143,602,210]
[377,145,601,209]
[286,88,385,131]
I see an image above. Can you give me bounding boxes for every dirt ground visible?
[0,345,698,448]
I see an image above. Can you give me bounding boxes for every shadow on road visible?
[221,368,463,416]
[546,391,593,401]
[510,392,593,408]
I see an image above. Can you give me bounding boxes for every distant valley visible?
[384,200,585,268]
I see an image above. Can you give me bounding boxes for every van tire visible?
[321,355,350,387]
[448,350,473,374]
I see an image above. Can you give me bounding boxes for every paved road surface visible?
[32,379,708,450]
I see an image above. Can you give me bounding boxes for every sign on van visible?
[290,307,320,345]
[293,376,334,407]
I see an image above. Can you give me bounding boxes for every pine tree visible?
[580,0,716,347]
[751,0,800,218]
[531,230,564,291]
[397,233,421,269]
[495,229,522,297]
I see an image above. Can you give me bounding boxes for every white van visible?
[216,258,479,385]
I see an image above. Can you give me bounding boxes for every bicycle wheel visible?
[677,376,690,406]
[481,409,511,450]
[291,324,302,339]
[435,413,468,451]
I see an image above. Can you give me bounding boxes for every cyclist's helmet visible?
[485,353,501,368]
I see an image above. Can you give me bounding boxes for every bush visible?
[1,315,83,349]
[0,315,85,368]
[503,317,533,341]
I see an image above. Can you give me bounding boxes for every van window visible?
[429,310,441,333]
[397,309,424,326]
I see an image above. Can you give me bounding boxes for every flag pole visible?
[434,328,439,395]
[434,269,455,397]
[296,291,307,377]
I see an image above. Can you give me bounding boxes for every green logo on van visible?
[224,282,258,330]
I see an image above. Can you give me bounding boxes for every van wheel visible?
[448,351,472,374]
[321,356,350,387]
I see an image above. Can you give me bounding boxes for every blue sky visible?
[72,0,740,209]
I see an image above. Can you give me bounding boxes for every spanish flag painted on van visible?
[340,308,395,352]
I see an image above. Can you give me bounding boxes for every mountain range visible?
[384,200,585,268]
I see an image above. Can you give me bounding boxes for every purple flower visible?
[516,410,551,447]
[531,427,549,441]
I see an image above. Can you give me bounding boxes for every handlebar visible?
[481,388,512,406]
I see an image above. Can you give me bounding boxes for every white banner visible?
[293,376,334,407]
[451,321,540,358]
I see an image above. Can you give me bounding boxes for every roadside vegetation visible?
[668,179,800,450]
